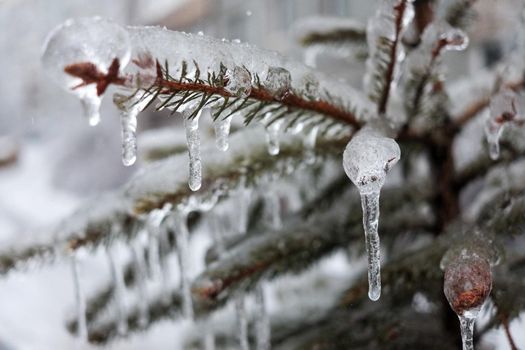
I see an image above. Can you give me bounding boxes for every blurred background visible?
[0,0,523,349]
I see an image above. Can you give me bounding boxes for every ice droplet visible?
[184,111,202,191]
[41,17,131,125]
[304,126,318,164]
[342,127,401,301]
[171,212,194,318]
[255,285,270,350]
[70,254,87,341]
[264,67,292,100]
[485,89,523,160]
[214,116,232,151]
[107,247,128,335]
[225,66,252,98]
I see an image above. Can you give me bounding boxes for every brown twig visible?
[499,313,519,350]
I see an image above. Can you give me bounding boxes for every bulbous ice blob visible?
[343,127,401,195]
[264,67,292,100]
[443,252,492,350]
[225,66,252,98]
[41,17,131,125]
[422,21,469,52]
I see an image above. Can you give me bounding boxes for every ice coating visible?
[41,17,131,125]
[235,296,249,350]
[225,66,252,98]
[443,252,492,350]
[214,115,232,151]
[254,285,270,350]
[184,111,202,191]
[485,89,525,160]
[343,127,400,300]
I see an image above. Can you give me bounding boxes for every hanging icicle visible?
[70,253,87,342]
[170,212,194,318]
[184,110,203,191]
[235,296,250,350]
[214,115,232,151]
[106,247,128,335]
[343,126,401,301]
[131,240,149,328]
[254,285,270,350]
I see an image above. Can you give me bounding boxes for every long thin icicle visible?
[70,253,87,342]
[343,126,400,301]
[361,192,381,301]
[106,247,128,335]
[214,115,232,151]
[172,212,193,318]
[184,111,202,191]
[131,241,149,328]
[235,296,249,350]
[254,285,270,350]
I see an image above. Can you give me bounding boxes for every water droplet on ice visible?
[264,67,292,100]
[225,66,252,98]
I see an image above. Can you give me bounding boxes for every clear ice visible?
[264,115,284,156]
[184,111,202,191]
[41,17,131,126]
[235,296,249,350]
[342,127,401,300]
[254,285,270,350]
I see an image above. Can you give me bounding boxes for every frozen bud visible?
[443,252,492,317]
[300,74,320,100]
[343,127,401,195]
[264,67,292,100]
[225,66,252,98]
[422,22,469,53]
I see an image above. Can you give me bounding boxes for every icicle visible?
[131,241,149,328]
[106,248,128,335]
[214,116,232,151]
[237,178,252,235]
[225,66,252,98]
[235,296,249,350]
[443,250,493,350]
[171,212,194,318]
[70,253,87,342]
[485,89,524,160]
[264,114,284,156]
[41,17,131,125]
[304,126,318,164]
[265,191,282,230]
[80,91,102,126]
[203,328,215,350]
[343,126,401,301]
[254,285,270,350]
[184,111,202,191]
[264,67,292,100]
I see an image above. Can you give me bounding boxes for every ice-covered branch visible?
[364,0,414,115]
